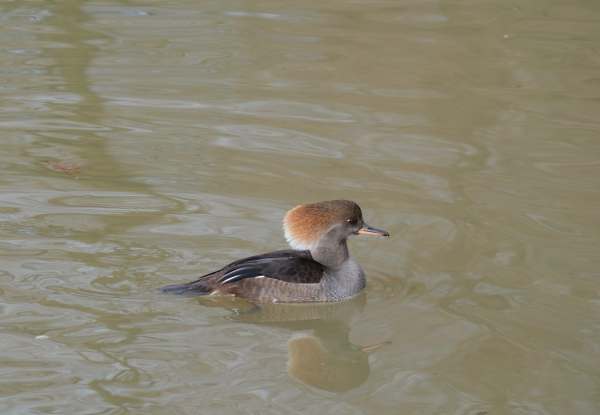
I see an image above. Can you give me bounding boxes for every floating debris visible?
[45,160,82,176]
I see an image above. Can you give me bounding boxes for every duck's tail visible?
[161,269,221,295]
[160,282,210,295]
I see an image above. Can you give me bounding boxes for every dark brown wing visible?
[161,250,324,295]
[218,250,324,285]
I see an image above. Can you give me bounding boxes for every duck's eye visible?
[346,218,358,226]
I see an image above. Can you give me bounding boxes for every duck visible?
[161,200,389,303]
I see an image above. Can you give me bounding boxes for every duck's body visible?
[161,200,389,303]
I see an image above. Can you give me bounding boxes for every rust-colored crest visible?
[283,200,362,250]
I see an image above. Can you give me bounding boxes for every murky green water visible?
[1,1,600,414]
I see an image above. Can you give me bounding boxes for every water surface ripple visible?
[1,1,600,414]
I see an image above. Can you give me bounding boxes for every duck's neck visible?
[311,238,365,300]
[311,235,349,270]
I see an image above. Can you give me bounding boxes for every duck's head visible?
[283,200,390,252]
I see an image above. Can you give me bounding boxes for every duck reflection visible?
[200,293,389,392]
[286,321,371,392]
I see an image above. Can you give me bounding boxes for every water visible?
[1,0,600,414]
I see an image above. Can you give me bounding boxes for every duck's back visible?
[161,249,326,301]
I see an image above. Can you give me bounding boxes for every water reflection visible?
[203,294,387,392]
[287,324,369,393]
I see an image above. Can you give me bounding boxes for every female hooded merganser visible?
[161,200,389,303]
